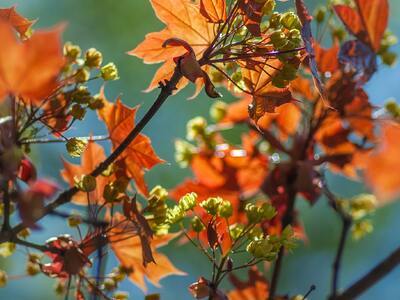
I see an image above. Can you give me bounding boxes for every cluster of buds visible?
[246,225,296,260]
[200,197,233,218]
[245,202,277,223]
[102,265,132,295]
[385,99,400,119]
[337,194,377,240]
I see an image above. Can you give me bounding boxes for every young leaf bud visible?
[200,197,223,216]
[101,63,119,81]
[0,270,7,287]
[150,185,169,201]
[280,12,301,30]
[262,0,276,16]
[85,48,103,68]
[70,104,86,120]
[26,262,40,276]
[179,192,198,211]
[191,216,205,233]
[66,138,88,158]
[209,101,227,122]
[186,117,208,141]
[67,213,82,227]
[314,7,326,23]
[175,139,196,167]
[75,67,90,83]
[64,42,81,61]
[218,200,233,218]
[114,292,129,300]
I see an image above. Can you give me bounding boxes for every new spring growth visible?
[200,197,232,218]
[74,174,97,192]
[179,192,198,211]
[245,202,277,223]
[85,48,103,68]
[209,101,227,122]
[175,139,196,168]
[191,216,205,233]
[63,42,81,62]
[186,117,208,141]
[101,63,119,81]
[148,186,169,227]
[0,270,7,287]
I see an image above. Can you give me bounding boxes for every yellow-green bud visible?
[71,86,92,104]
[103,183,119,203]
[381,51,397,66]
[280,12,301,30]
[385,99,399,116]
[75,67,90,83]
[17,228,31,239]
[248,227,263,240]
[66,138,88,159]
[262,0,276,16]
[150,185,169,201]
[210,70,225,83]
[114,292,129,300]
[104,278,117,291]
[175,139,196,168]
[85,48,103,68]
[88,95,105,110]
[259,203,277,220]
[68,214,82,227]
[179,192,198,211]
[167,205,185,224]
[54,281,66,295]
[101,63,119,81]
[26,262,40,276]
[111,268,126,282]
[71,104,86,120]
[352,219,373,240]
[0,242,16,258]
[270,30,287,49]
[350,194,376,220]
[74,174,96,192]
[200,197,223,216]
[0,270,7,287]
[64,42,81,61]
[245,203,261,223]
[269,12,282,29]
[246,239,274,259]
[210,101,228,122]
[314,7,326,23]
[229,224,244,240]
[186,117,208,141]
[191,216,205,232]
[332,27,346,42]
[218,200,233,218]
[28,253,42,264]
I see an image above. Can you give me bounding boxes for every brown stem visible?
[334,246,400,300]
[331,216,352,298]
[0,68,182,243]
[269,183,297,300]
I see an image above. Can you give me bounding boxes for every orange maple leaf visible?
[0,21,64,103]
[61,141,112,205]
[227,267,269,300]
[109,215,186,291]
[98,97,163,195]
[365,122,400,203]
[0,6,36,37]
[128,0,216,92]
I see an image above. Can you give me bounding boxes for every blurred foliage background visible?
[0,0,400,299]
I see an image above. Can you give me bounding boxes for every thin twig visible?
[334,246,400,300]
[0,68,183,243]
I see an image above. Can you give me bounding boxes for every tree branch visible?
[331,216,352,298]
[268,182,297,300]
[0,68,182,243]
[334,245,400,300]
